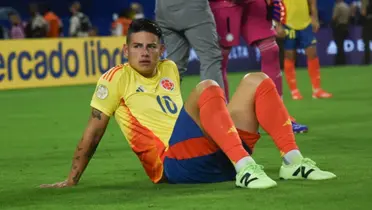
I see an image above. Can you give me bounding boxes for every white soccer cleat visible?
[279,158,337,180]
[235,163,277,189]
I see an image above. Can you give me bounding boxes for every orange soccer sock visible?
[284,59,298,92]
[307,57,321,90]
[198,86,249,164]
[254,79,299,155]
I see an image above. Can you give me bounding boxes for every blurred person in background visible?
[130,2,145,19]
[349,0,362,24]
[209,0,282,102]
[155,0,225,97]
[332,0,351,65]
[361,0,372,65]
[25,3,48,38]
[209,0,308,134]
[43,6,63,37]
[111,8,132,36]
[8,11,25,39]
[278,0,333,100]
[1,7,18,39]
[69,1,92,37]
[0,25,6,39]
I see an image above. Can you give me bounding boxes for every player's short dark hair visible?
[119,8,132,19]
[126,19,162,44]
[8,11,17,17]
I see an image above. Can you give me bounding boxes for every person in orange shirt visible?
[43,7,62,37]
[112,9,132,36]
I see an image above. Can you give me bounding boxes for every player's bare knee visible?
[196,79,219,94]
[242,73,269,87]
[305,46,317,59]
[285,50,296,61]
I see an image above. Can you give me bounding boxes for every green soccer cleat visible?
[235,163,277,189]
[279,158,337,180]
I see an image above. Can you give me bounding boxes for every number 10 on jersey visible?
[156,95,178,114]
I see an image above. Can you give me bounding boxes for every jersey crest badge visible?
[96,84,108,99]
[160,78,175,91]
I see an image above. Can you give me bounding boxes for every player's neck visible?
[139,69,157,78]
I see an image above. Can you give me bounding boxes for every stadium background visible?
[0,1,371,210]
[0,0,370,90]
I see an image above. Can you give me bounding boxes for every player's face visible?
[9,14,19,24]
[70,5,78,14]
[124,31,165,77]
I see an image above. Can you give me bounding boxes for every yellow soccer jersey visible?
[90,60,183,183]
[282,0,312,30]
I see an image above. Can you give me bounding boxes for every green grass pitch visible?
[0,66,371,209]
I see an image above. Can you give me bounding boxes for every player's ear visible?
[123,44,129,58]
[160,44,165,57]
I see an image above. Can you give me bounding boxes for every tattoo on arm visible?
[72,171,81,184]
[68,115,105,185]
[85,140,99,159]
[92,109,102,120]
[74,145,83,160]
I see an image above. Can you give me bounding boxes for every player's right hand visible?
[311,18,320,33]
[39,180,75,188]
[275,24,286,38]
[361,8,367,16]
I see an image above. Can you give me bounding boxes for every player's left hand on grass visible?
[39,180,75,188]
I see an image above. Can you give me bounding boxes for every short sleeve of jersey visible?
[90,65,125,117]
[172,62,181,87]
[163,60,181,86]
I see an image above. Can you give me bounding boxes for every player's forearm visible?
[273,20,281,27]
[362,0,369,11]
[308,0,318,21]
[67,129,103,185]
[270,0,285,25]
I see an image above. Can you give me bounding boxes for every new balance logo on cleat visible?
[236,164,277,189]
[279,158,336,180]
[240,173,258,186]
[292,166,315,179]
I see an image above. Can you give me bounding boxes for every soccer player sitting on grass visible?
[40,19,336,190]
